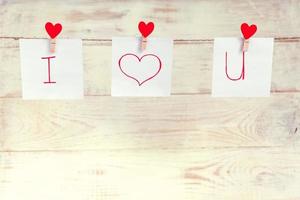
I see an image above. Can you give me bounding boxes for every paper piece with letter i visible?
[19,22,84,99]
[212,23,274,97]
[111,21,173,96]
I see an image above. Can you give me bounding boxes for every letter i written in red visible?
[41,56,56,84]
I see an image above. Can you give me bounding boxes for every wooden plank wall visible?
[1,0,300,199]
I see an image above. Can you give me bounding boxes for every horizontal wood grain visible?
[1,147,300,200]
[1,38,300,97]
[1,1,300,199]
[1,94,299,151]
[1,0,300,39]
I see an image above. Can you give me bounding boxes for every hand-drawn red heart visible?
[118,53,162,86]
[138,21,155,38]
[241,23,257,39]
[45,22,62,39]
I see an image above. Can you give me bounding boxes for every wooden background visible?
[1,0,300,199]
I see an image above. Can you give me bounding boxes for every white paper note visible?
[20,39,84,99]
[212,38,274,97]
[112,37,173,96]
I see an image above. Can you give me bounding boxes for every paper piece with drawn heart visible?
[241,23,257,39]
[138,21,154,38]
[118,53,162,86]
[112,37,173,96]
[45,22,62,39]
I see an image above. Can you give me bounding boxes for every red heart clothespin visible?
[240,23,257,52]
[45,22,62,53]
[138,21,154,51]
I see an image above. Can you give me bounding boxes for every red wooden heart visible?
[138,21,154,38]
[241,23,257,39]
[118,53,162,86]
[45,22,62,39]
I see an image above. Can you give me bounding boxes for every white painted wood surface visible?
[1,0,300,199]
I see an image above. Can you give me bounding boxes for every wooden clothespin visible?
[50,38,56,53]
[45,22,62,54]
[138,21,154,51]
[141,36,147,51]
[240,23,257,52]
[242,39,249,52]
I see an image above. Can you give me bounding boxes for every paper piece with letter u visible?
[19,39,84,99]
[212,38,274,97]
[111,37,173,96]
